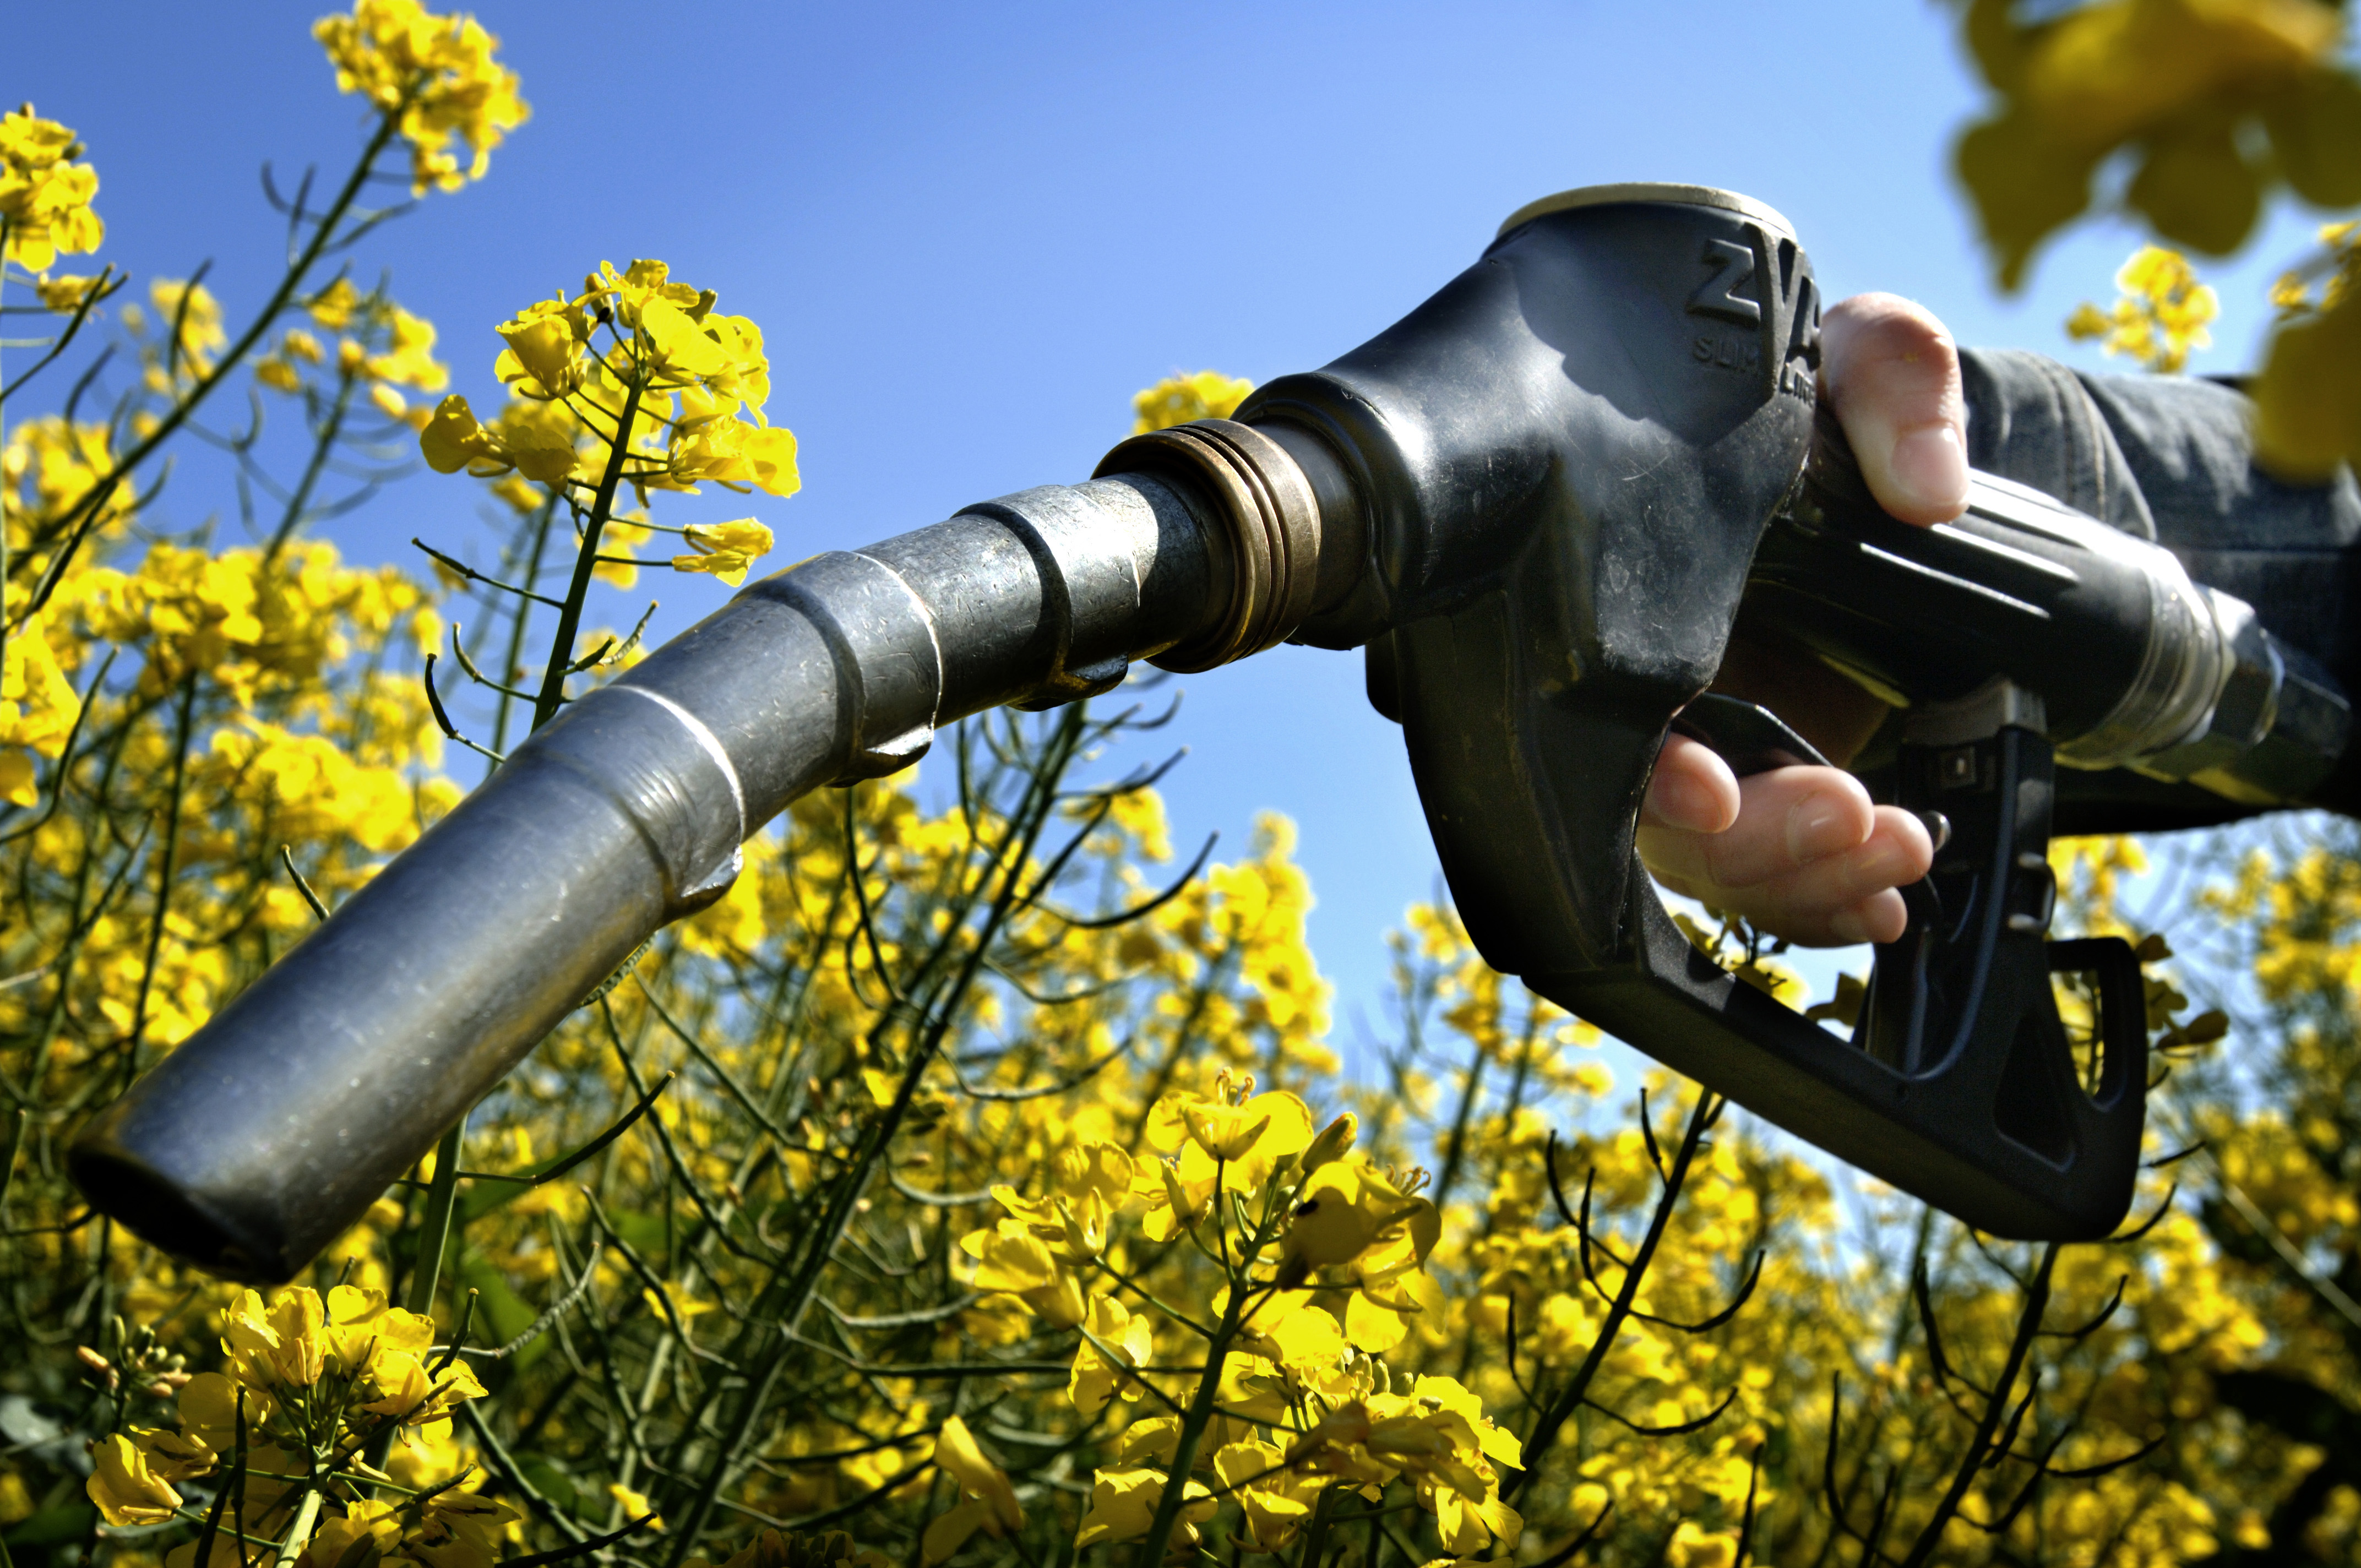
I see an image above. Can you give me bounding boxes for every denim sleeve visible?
[1952,348,2361,830]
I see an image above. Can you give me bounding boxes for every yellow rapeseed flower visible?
[420,393,502,475]
[1666,1521,1742,1568]
[489,395,583,486]
[609,1483,665,1530]
[407,1491,525,1568]
[309,277,363,330]
[255,355,305,393]
[0,105,104,271]
[1,612,81,807]
[295,1500,403,1568]
[1132,369,1254,434]
[1212,1439,1328,1552]
[2066,244,2218,373]
[496,295,588,397]
[1147,1081,1315,1193]
[366,305,448,390]
[1068,1297,1154,1415]
[921,1417,1022,1566]
[313,0,529,195]
[1074,1466,1214,1550]
[673,517,776,587]
[84,1434,180,1527]
[2019,0,2340,151]
[33,273,101,313]
[1283,1159,1440,1270]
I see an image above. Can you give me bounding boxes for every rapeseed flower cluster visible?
[0,104,104,272]
[85,1286,508,1568]
[1953,0,2357,285]
[0,603,77,806]
[2068,244,2219,373]
[314,0,527,194]
[251,277,448,428]
[423,259,796,504]
[418,259,795,613]
[2257,219,2361,478]
[1131,371,1255,435]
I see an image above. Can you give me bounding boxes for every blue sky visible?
[15,0,2343,1048]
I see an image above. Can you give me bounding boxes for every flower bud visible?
[1053,1194,1106,1265]
[1299,1113,1357,1176]
[1027,1271,1090,1330]
[1160,1162,1206,1232]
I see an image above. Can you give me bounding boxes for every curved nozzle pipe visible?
[72,424,1357,1281]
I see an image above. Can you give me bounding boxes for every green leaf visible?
[518,1455,585,1517]
[2127,113,2261,255]
[1963,0,2034,93]
[2256,289,2361,480]
[2264,68,2361,208]
[605,1205,668,1257]
[1957,106,2100,290]
[2,1504,96,1548]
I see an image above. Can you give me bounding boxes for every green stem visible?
[262,372,358,565]
[270,1483,324,1568]
[1292,1485,1340,1568]
[1132,1287,1249,1568]
[0,1108,26,1223]
[657,712,1090,1564]
[405,1115,468,1319]
[489,496,557,761]
[1503,1090,1721,1500]
[118,676,198,1094]
[365,1115,465,1483]
[531,377,644,731]
[1427,1030,1490,1215]
[1896,1244,2058,1568]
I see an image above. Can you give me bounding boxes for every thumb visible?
[1820,293,1969,525]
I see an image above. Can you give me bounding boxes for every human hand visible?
[1636,294,1968,946]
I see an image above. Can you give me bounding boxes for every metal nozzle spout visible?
[72,432,1360,1281]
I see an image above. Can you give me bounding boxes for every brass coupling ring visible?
[1094,418,1322,673]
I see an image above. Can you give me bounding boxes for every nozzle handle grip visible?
[1748,409,2350,804]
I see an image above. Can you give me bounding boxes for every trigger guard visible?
[1671,693,1831,777]
[1666,694,1941,930]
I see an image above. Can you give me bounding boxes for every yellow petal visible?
[933,1416,1021,1532]
[86,1434,181,1527]
[921,1497,989,1566]
[737,424,800,498]
[419,394,499,475]
[671,550,752,587]
[497,312,581,396]
[683,518,773,558]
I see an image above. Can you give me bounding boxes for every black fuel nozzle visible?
[72,183,2344,1278]
[1258,186,2153,1239]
